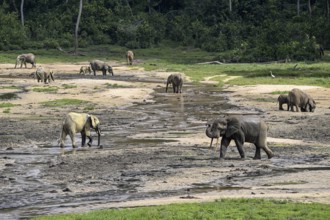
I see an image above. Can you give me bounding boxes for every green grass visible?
[62,84,78,89]
[31,198,330,220]
[0,85,20,89]
[32,86,59,93]
[0,103,16,108]
[1,44,330,87]
[0,93,18,100]
[41,98,86,107]
[270,90,290,95]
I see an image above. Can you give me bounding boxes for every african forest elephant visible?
[60,112,101,148]
[207,116,274,160]
[15,53,36,68]
[79,66,92,74]
[166,74,183,93]
[277,94,289,111]
[288,88,316,112]
[90,60,114,76]
[35,66,54,84]
[126,50,134,65]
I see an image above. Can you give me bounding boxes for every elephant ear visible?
[90,115,99,129]
[225,117,240,138]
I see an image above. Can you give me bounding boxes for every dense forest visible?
[1,0,329,62]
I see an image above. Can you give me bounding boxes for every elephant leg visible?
[69,131,77,148]
[209,138,214,148]
[81,132,86,147]
[220,137,231,160]
[172,85,175,93]
[279,103,283,110]
[60,131,67,148]
[253,146,261,160]
[262,144,274,159]
[87,136,93,147]
[234,136,245,159]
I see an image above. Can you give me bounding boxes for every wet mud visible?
[0,72,330,219]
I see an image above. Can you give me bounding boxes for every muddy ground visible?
[0,62,329,219]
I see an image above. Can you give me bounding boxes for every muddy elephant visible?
[60,112,101,148]
[207,116,274,160]
[35,66,54,84]
[205,120,220,149]
[288,88,316,112]
[79,66,92,75]
[126,50,134,65]
[90,60,114,76]
[166,74,183,93]
[277,94,289,111]
[15,53,36,68]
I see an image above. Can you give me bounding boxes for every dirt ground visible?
[0,62,329,219]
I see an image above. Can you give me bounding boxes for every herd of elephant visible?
[14,52,184,93]
[14,52,316,161]
[205,87,317,160]
[13,51,184,151]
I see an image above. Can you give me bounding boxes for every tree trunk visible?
[20,0,24,27]
[327,0,329,19]
[126,0,133,17]
[229,0,232,12]
[297,0,300,16]
[74,0,83,55]
[308,0,312,17]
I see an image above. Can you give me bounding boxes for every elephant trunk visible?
[96,127,101,146]
[205,124,220,148]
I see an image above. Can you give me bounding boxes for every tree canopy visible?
[0,0,329,62]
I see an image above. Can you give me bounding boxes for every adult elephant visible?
[288,88,316,112]
[207,116,274,160]
[90,60,114,76]
[15,53,36,68]
[126,50,134,65]
[60,112,101,148]
[35,66,54,84]
[166,74,183,93]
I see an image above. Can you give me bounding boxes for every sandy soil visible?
[0,62,330,219]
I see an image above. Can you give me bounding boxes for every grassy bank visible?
[32,198,330,220]
[1,44,330,87]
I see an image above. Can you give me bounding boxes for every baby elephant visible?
[35,66,54,84]
[166,74,183,93]
[207,116,274,160]
[60,112,101,148]
[15,53,36,68]
[277,94,289,111]
[126,50,134,65]
[288,88,316,112]
[79,66,92,74]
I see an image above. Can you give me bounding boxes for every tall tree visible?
[308,0,312,17]
[74,0,83,55]
[297,0,300,15]
[20,0,24,27]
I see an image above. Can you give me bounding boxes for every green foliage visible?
[31,199,330,220]
[41,99,86,107]
[0,1,328,61]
